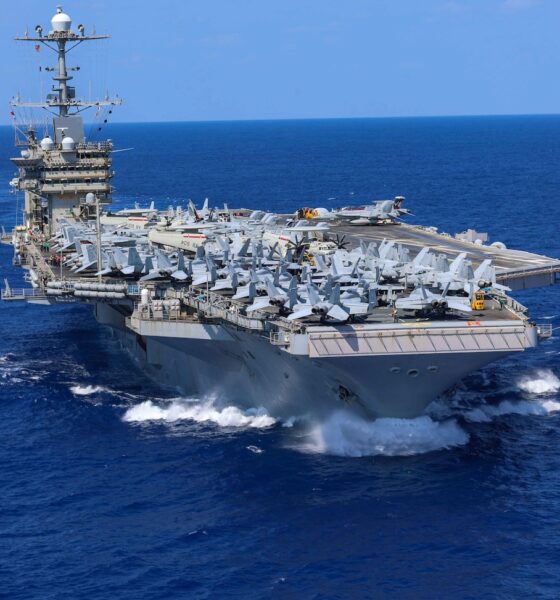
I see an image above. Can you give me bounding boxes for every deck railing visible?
[536,323,553,339]
[1,286,47,301]
[135,296,267,332]
[131,288,306,335]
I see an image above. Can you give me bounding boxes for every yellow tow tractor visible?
[471,290,485,311]
[296,207,320,220]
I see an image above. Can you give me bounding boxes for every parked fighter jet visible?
[246,277,299,313]
[140,250,189,281]
[335,197,410,225]
[395,283,472,315]
[288,284,350,322]
[73,242,98,273]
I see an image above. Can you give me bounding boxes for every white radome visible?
[61,136,76,151]
[40,136,54,151]
[51,6,72,32]
[313,207,331,217]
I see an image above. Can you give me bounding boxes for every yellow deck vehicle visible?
[471,290,485,311]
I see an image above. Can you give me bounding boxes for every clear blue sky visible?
[1,0,559,124]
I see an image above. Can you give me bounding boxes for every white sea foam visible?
[122,399,277,429]
[299,411,469,457]
[246,445,264,454]
[70,384,109,396]
[464,398,560,423]
[517,370,560,395]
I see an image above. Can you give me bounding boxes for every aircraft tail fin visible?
[307,284,321,306]
[449,252,467,274]
[144,256,154,273]
[413,246,429,266]
[474,259,492,282]
[329,284,341,306]
[266,278,280,298]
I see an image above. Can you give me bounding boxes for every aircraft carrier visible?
[3,7,560,421]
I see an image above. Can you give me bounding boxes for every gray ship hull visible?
[95,303,530,420]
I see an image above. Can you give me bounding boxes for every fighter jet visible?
[395,283,472,315]
[288,284,350,322]
[246,277,299,314]
[335,197,410,225]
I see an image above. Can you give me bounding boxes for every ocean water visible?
[1,116,560,599]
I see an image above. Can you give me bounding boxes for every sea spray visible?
[123,399,276,428]
[299,411,469,457]
[517,369,560,395]
[464,398,560,423]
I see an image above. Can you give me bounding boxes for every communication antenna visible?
[11,6,122,123]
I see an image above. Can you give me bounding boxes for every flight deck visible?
[331,222,560,291]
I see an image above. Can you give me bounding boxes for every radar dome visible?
[61,136,76,151]
[85,193,96,204]
[491,241,507,250]
[313,208,331,217]
[40,136,54,151]
[51,6,72,32]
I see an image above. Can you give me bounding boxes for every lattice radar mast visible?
[12,5,121,118]
[9,6,122,235]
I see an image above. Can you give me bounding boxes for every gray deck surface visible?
[331,222,559,272]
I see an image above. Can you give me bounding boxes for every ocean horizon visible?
[3,111,560,129]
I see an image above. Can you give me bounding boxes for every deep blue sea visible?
[2,116,560,599]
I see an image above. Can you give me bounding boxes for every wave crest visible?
[517,369,560,395]
[70,384,109,396]
[465,398,560,422]
[122,399,276,429]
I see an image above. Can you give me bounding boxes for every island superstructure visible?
[9,5,121,236]
[3,7,560,421]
